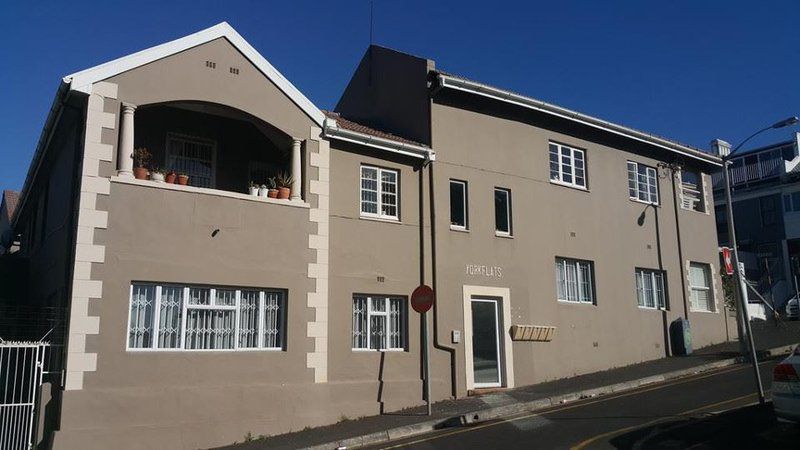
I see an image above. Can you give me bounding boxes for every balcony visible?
[115,101,304,203]
[712,142,798,190]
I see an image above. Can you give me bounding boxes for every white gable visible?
[63,22,325,126]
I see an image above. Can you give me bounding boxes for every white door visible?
[470,297,502,388]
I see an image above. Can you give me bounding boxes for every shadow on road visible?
[609,403,799,449]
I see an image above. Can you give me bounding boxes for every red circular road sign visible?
[411,285,435,313]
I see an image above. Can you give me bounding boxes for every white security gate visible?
[0,342,47,450]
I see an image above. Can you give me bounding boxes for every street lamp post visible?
[719,116,799,405]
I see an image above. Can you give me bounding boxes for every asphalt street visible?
[363,358,799,449]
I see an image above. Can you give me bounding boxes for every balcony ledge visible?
[110,176,310,209]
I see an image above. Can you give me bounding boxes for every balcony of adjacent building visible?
[711,136,800,192]
[112,101,306,207]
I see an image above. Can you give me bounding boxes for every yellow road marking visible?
[369,361,768,449]
[569,392,760,450]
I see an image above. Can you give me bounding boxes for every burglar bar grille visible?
[0,342,47,450]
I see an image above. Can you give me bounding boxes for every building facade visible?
[4,23,732,449]
[712,134,800,314]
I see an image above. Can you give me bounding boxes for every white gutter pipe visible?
[437,74,721,167]
[323,119,435,162]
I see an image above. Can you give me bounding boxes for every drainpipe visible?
[669,166,691,320]
[421,159,458,399]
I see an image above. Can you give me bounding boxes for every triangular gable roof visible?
[63,22,325,126]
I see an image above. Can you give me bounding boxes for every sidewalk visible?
[220,320,800,450]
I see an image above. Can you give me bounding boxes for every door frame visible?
[463,285,514,391]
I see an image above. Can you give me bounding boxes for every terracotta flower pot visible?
[268,189,279,199]
[133,167,148,180]
[165,172,177,184]
[277,187,290,199]
[177,175,189,186]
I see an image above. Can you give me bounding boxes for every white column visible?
[118,103,137,177]
[291,138,303,200]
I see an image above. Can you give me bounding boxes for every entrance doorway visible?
[471,297,502,388]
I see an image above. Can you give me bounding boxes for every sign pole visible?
[423,311,431,416]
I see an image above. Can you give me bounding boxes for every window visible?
[680,169,705,212]
[352,296,406,350]
[555,258,595,304]
[494,188,512,236]
[760,196,777,226]
[166,134,216,188]
[549,142,587,189]
[127,283,286,351]
[627,161,659,204]
[360,165,399,220]
[635,269,666,309]
[688,263,714,312]
[450,180,468,229]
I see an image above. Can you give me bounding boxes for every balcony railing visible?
[712,148,786,189]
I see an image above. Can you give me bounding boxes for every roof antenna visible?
[370,0,374,46]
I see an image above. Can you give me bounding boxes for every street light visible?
[721,116,799,405]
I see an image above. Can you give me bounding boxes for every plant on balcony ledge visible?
[258,184,268,198]
[275,172,293,200]
[150,168,165,183]
[177,173,189,186]
[249,181,260,196]
[267,177,278,199]
[132,148,151,180]
[165,170,177,184]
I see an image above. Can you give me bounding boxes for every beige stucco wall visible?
[429,99,729,395]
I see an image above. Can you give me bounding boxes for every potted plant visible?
[150,168,165,183]
[275,172,293,199]
[258,184,269,198]
[249,181,259,196]
[267,177,279,199]
[177,173,189,186]
[165,170,177,184]
[132,148,151,180]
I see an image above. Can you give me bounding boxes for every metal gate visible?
[0,342,47,450]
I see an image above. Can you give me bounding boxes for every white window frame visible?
[450,179,469,230]
[494,187,512,236]
[165,133,218,189]
[627,161,659,205]
[688,263,715,312]
[360,165,399,220]
[679,169,705,212]
[549,142,587,190]
[555,258,595,304]
[352,295,406,352]
[126,282,286,352]
[635,268,667,310]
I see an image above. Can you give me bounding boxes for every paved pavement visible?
[222,321,800,450]
[362,358,796,449]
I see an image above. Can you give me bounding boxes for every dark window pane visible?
[495,189,510,233]
[450,181,466,227]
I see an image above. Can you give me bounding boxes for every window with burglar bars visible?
[166,133,216,188]
[627,161,659,204]
[549,142,587,189]
[352,295,406,351]
[127,283,285,351]
[360,165,399,220]
[635,269,666,309]
[688,263,714,312]
[555,258,595,304]
[680,169,705,212]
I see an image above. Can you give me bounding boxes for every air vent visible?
[205,61,216,69]
[229,67,239,75]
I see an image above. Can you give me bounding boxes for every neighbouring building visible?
[2,23,733,449]
[0,190,19,255]
[711,133,800,316]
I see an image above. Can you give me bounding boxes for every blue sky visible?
[1,0,798,191]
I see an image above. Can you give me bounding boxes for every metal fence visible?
[0,342,47,450]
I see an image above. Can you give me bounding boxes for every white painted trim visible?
[463,285,514,391]
[323,118,435,161]
[63,22,325,126]
[437,74,722,168]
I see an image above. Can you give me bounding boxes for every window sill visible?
[495,231,513,239]
[450,225,469,232]
[690,309,718,314]
[557,299,596,306]
[352,348,406,353]
[629,198,659,207]
[637,306,667,311]
[359,214,402,225]
[680,206,707,214]
[550,180,589,192]
[111,176,310,209]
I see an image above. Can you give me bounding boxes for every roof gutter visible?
[435,73,722,168]
[323,118,436,162]
[12,81,72,229]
